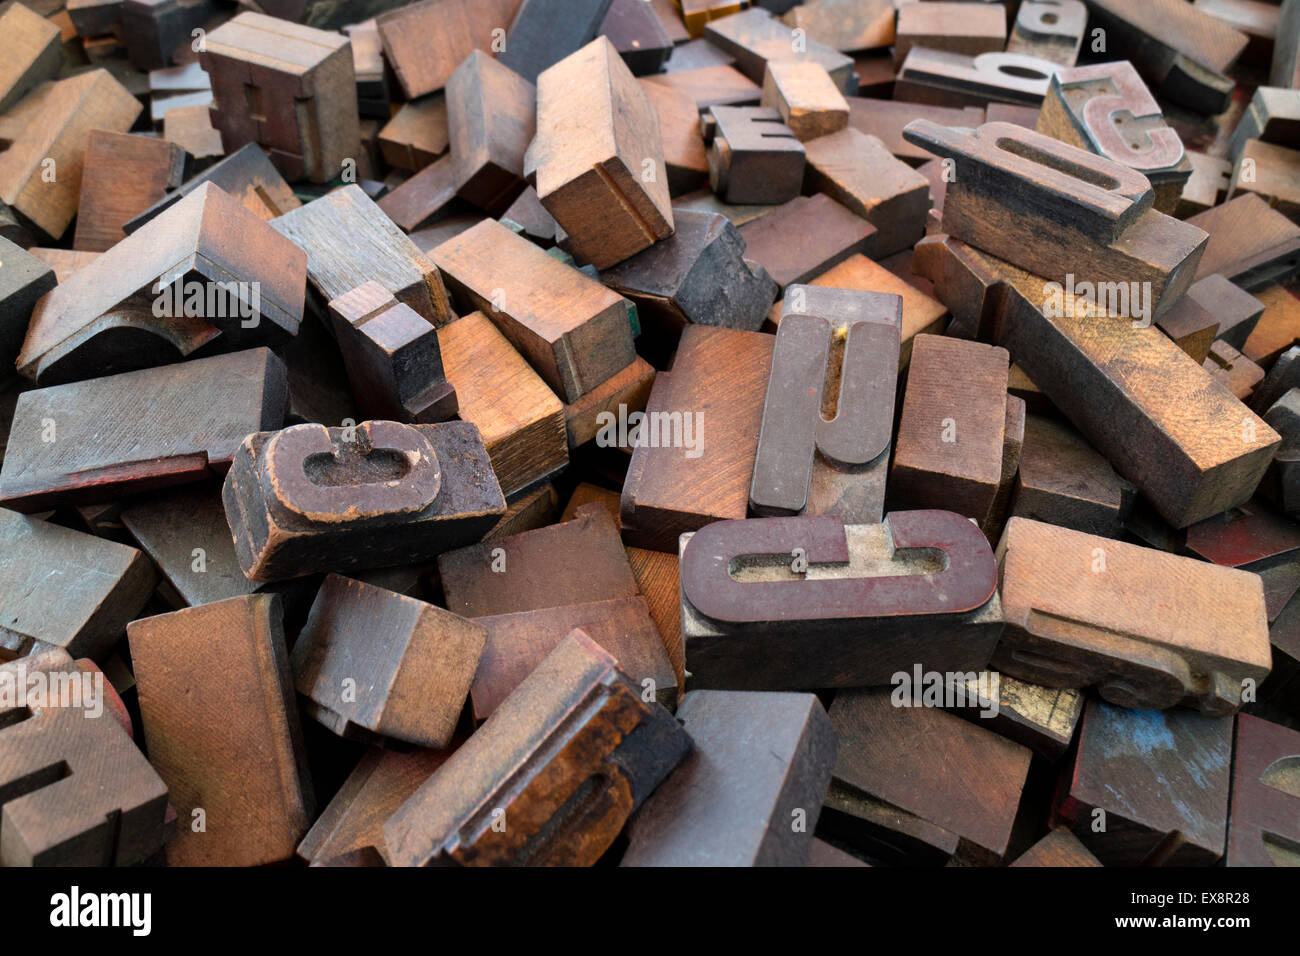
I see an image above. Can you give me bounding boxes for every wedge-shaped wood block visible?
[273,184,455,327]
[705,7,855,92]
[73,130,185,253]
[680,511,1004,690]
[0,649,169,866]
[223,419,505,582]
[128,594,314,866]
[327,281,457,424]
[432,218,635,401]
[292,574,487,748]
[622,690,835,866]
[201,12,360,183]
[19,182,307,385]
[528,36,674,268]
[471,595,674,721]
[1057,699,1232,865]
[700,105,804,204]
[447,51,535,214]
[0,508,155,660]
[913,235,1281,527]
[0,347,288,512]
[828,687,1031,863]
[995,517,1272,714]
[903,120,1207,320]
[1226,713,1300,866]
[440,502,639,618]
[1036,60,1191,215]
[621,325,773,551]
[0,69,142,241]
[752,286,901,524]
[1006,0,1086,66]
[299,745,454,866]
[436,311,567,497]
[383,629,691,866]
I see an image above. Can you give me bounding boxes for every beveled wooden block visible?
[291,574,487,747]
[19,181,307,385]
[0,69,141,241]
[996,516,1272,714]
[621,324,773,551]
[383,629,691,866]
[0,507,155,660]
[436,310,567,497]
[528,36,674,268]
[1056,699,1232,865]
[0,649,169,866]
[432,218,635,401]
[128,594,315,866]
[760,59,849,142]
[737,193,874,291]
[273,184,455,326]
[223,419,505,582]
[0,348,287,512]
[622,690,835,866]
[201,12,360,183]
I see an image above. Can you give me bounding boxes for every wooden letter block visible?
[273,184,455,326]
[601,208,777,339]
[0,348,287,512]
[223,419,506,582]
[894,48,1058,108]
[497,0,615,84]
[621,325,773,551]
[622,690,835,866]
[700,105,805,204]
[1012,414,1131,538]
[1177,150,1233,217]
[680,511,1003,690]
[1263,389,1300,516]
[903,120,1207,319]
[704,7,855,93]
[375,0,521,99]
[201,12,361,183]
[802,127,930,259]
[1057,699,1231,865]
[21,182,307,385]
[760,59,849,142]
[1187,193,1300,290]
[890,334,1011,526]
[327,281,457,424]
[432,218,635,401]
[447,51,535,215]
[0,649,169,866]
[893,1,1007,67]
[752,286,901,523]
[1226,713,1300,866]
[128,594,315,866]
[437,311,567,497]
[471,596,675,721]
[1006,0,1086,66]
[1205,339,1265,400]
[1036,61,1191,215]
[827,687,1031,864]
[1228,86,1300,158]
[1079,0,1247,113]
[0,3,62,114]
[0,508,155,660]
[291,574,487,748]
[0,70,142,241]
[737,193,874,290]
[996,516,1272,714]
[528,36,674,268]
[383,629,691,866]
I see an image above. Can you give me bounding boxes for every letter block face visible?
[751,286,902,524]
[0,650,169,866]
[201,12,361,183]
[1226,714,1300,867]
[1036,61,1191,214]
[700,105,805,205]
[1006,0,1087,66]
[995,517,1272,715]
[223,419,506,583]
[679,511,1004,690]
[383,629,691,867]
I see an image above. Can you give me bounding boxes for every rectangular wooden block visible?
[1230,138,1300,221]
[996,516,1272,714]
[528,36,674,269]
[638,78,709,196]
[780,0,896,54]
[1012,414,1131,538]
[704,7,855,93]
[760,59,849,142]
[736,193,874,291]
[621,324,772,551]
[431,218,635,401]
[376,0,521,99]
[894,47,1058,109]
[1226,713,1300,866]
[379,95,449,172]
[643,63,761,109]
[0,347,287,512]
[447,51,535,214]
[0,3,63,114]
[497,0,615,84]
[847,97,985,166]
[603,0,673,76]
[893,1,1007,68]
[382,629,691,866]
[0,236,55,377]
[700,105,805,205]
[127,594,315,866]
[1006,0,1087,66]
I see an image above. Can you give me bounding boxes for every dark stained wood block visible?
[1011,413,1131,538]
[1010,827,1102,866]
[1188,193,1300,290]
[0,236,55,377]
[737,193,874,291]
[446,51,535,215]
[72,130,185,253]
[1006,0,1086,66]
[704,7,855,93]
[700,105,804,205]
[1226,713,1300,866]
